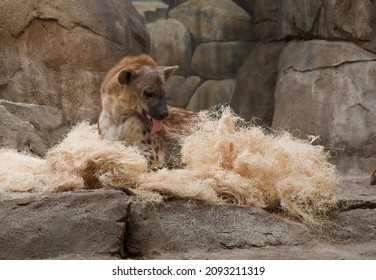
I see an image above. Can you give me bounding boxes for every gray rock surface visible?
[191,42,254,79]
[277,0,376,49]
[0,0,149,122]
[168,0,254,43]
[1,177,375,260]
[277,0,323,39]
[166,76,202,108]
[147,19,192,75]
[131,0,169,23]
[125,200,310,257]
[272,40,376,174]
[153,241,376,260]
[0,106,47,156]
[231,42,285,126]
[0,190,131,259]
[137,0,258,111]
[253,0,279,41]
[0,100,68,156]
[187,79,235,112]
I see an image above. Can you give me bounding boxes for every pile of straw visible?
[0,108,340,225]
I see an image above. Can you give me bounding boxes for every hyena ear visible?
[160,65,178,81]
[117,68,137,85]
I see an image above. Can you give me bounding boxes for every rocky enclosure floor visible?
[0,176,375,260]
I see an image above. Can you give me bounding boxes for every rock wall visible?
[231,0,282,126]
[131,0,282,123]
[0,0,150,123]
[132,0,256,110]
[1,177,376,259]
[0,0,150,155]
[133,0,375,174]
[0,100,68,157]
[0,0,374,173]
[273,0,376,174]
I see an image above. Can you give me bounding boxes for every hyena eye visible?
[143,90,155,98]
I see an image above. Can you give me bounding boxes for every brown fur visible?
[371,170,376,185]
[98,54,196,168]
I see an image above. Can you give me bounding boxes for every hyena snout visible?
[156,105,169,120]
[149,99,169,120]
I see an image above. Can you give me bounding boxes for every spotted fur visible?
[98,54,196,169]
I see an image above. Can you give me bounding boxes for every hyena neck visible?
[102,93,138,125]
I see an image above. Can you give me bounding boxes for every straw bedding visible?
[0,108,340,225]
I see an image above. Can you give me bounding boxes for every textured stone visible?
[125,200,310,256]
[253,0,279,22]
[0,106,47,156]
[1,177,376,259]
[191,42,254,79]
[0,29,20,88]
[0,100,68,156]
[161,0,187,8]
[231,42,284,126]
[272,40,376,174]
[0,0,149,123]
[234,0,279,41]
[232,0,256,15]
[278,40,376,71]
[253,0,279,41]
[153,242,376,260]
[169,0,254,42]
[277,0,376,44]
[166,76,202,108]
[131,1,169,23]
[337,176,376,208]
[331,209,376,242]
[147,19,192,75]
[187,79,235,111]
[277,0,323,39]
[0,190,131,259]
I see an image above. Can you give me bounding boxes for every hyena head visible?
[116,59,177,133]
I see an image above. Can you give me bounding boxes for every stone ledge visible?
[0,177,375,260]
[0,190,131,259]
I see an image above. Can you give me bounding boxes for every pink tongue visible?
[147,114,163,134]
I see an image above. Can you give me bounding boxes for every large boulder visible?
[0,190,131,259]
[125,200,310,256]
[191,42,254,79]
[278,0,376,49]
[0,100,68,156]
[1,177,376,259]
[253,0,279,41]
[231,42,285,125]
[147,19,192,75]
[168,0,254,43]
[165,75,202,108]
[131,0,169,23]
[272,40,376,174]
[187,79,235,111]
[0,105,47,156]
[237,0,279,41]
[0,0,150,123]
[277,0,323,39]
[126,177,376,257]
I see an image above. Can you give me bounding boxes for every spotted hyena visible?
[98,54,196,169]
